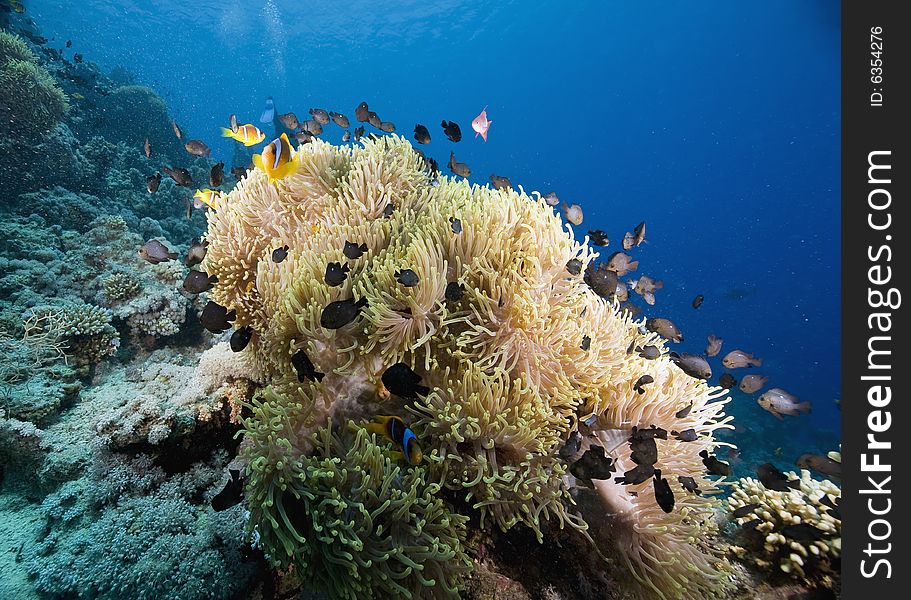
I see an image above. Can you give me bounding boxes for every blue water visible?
[28,0,840,464]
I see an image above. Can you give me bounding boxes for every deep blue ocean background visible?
[27,0,841,472]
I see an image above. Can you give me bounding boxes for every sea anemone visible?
[203,135,735,599]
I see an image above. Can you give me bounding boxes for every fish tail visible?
[220,127,236,139]
[797,401,812,414]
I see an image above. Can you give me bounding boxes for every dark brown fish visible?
[199,301,236,333]
[615,464,655,485]
[381,363,430,399]
[699,450,731,476]
[692,294,704,309]
[569,445,616,484]
[441,120,462,142]
[330,111,350,128]
[320,297,368,329]
[183,270,218,294]
[580,335,592,351]
[353,126,365,141]
[584,263,618,299]
[309,108,330,125]
[565,259,582,276]
[414,124,431,144]
[291,130,314,145]
[355,102,370,122]
[779,523,832,542]
[302,120,323,135]
[146,172,161,194]
[272,245,289,263]
[231,166,246,182]
[367,112,382,129]
[653,470,675,513]
[230,326,253,352]
[490,174,511,190]
[278,112,300,129]
[185,139,211,157]
[162,166,193,187]
[672,429,698,442]
[185,240,208,267]
[719,373,738,389]
[343,241,367,259]
[731,503,760,519]
[588,230,609,246]
[138,240,177,264]
[670,352,712,379]
[292,349,324,382]
[675,402,693,418]
[395,269,420,287]
[447,152,470,178]
[756,463,799,492]
[324,262,350,287]
[379,121,396,133]
[633,375,654,394]
[637,345,660,360]
[209,161,224,187]
[646,318,683,342]
[678,476,701,495]
[796,453,841,480]
[445,281,465,302]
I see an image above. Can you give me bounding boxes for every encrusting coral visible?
[728,469,841,589]
[203,135,736,599]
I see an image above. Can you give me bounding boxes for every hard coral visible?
[203,135,734,599]
[728,469,841,589]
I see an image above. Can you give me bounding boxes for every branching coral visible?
[203,135,735,599]
[728,469,841,588]
[244,417,471,599]
[24,303,119,366]
[101,271,143,302]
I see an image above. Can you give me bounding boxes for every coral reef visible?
[203,135,735,599]
[0,29,67,138]
[728,469,841,589]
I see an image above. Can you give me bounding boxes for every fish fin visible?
[771,410,784,421]
[364,420,387,437]
[252,153,265,172]
[480,130,488,142]
[388,450,404,462]
[797,402,812,414]
[270,160,299,181]
[753,358,763,367]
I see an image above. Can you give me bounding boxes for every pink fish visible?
[472,105,492,141]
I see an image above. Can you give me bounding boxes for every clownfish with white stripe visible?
[193,188,221,210]
[252,133,299,182]
[365,415,423,465]
[221,123,266,147]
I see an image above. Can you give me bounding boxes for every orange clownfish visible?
[365,415,423,465]
[253,133,299,182]
[221,123,266,147]
[193,188,221,210]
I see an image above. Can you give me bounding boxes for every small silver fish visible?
[722,349,762,368]
[757,388,811,420]
[705,335,723,357]
[738,374,768,394]
[562,202,583,226]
